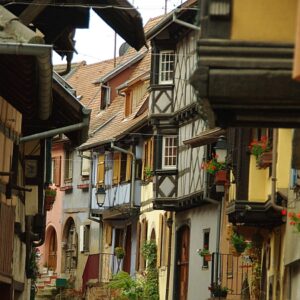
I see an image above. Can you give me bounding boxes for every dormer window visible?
[100,84,111,110]
[159,50,175,84]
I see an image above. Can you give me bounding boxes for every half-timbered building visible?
[147,2,224,299]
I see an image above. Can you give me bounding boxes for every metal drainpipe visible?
[270,128,284,211]
[110,141,136,209]
[19,111,90,142]
[88,150,102,224]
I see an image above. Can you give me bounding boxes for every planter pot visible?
[213,291,227,298]
[256,151,272,169]
[204,254,212,262]
[214,170,228,185]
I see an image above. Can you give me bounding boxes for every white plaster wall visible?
[175,204,220,300]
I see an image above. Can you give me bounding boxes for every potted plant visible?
[197,248,212,261]
[209,282,229,298]
[144,166,153,180]
[114,246,125,259]
[230,232,250,256]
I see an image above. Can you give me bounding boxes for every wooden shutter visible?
[53,157,61,187]
[164,212,171,266]
[136,222,141,271]
[106,224,112,246]
[81,151,90,177]
[125,91,132,117]
[126,153,132,181]
[157,214,163,268]
[142,140,148,180]
[97,154,105,186]
[120,153,127,182]
[113,152,121,185]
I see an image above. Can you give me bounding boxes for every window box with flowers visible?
[202,155,227,185]
[197,248,212,261]
[248,136,272,169]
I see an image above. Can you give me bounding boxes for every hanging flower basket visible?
[248,136,271,168]
[44,188,56,211]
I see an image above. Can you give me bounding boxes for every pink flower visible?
[281,209,287,216]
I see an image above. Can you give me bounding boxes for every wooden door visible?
[177,225,190,300]
[48,229,57,270]
[123,225,131,273]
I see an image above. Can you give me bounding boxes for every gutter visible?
[270,128,284,212]
[19,108,90,143]
[110,141,136,209]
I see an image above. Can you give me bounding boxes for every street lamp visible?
[95,186,106,207]
[214,136,227,163]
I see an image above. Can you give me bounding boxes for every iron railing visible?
[211,252,254,297]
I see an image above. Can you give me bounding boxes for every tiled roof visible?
[63,15,165,150]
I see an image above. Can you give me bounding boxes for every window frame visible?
[100,84,111,110]
[162,135,177,170]
[81,151,91,178]
[202,229,210,269]
[159,50,175,85]
[64,150,73,182]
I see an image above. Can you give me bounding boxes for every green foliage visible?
[115,247,125,259]
[144,166,153,179]
[231,232,251,253]
[109,271,144,300]
[142,241,159,300]
[110,241,159,300]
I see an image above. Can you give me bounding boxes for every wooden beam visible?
[18,0,52,26]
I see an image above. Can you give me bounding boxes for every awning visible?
[183,127,226,148]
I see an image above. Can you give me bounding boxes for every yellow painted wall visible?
[248,155,270,201]
[231,0,297,42]
[277,129,292,189]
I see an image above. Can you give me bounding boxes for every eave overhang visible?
[183,127,226,148]
[153,191,216,212]
[226,200,284,228]
[91,204,139,220]
[190,39,300,128]
[4,0,146,57]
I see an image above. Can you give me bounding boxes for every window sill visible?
[77,184,89,190]
[60,185,73,192]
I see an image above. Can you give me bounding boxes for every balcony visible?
[227,196,286,228]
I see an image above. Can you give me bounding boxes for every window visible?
[81,151,90,177]
[203,229,210,268]
[52,156,61,186]
[142,137,154,180]
[79,224,90,252]
[162,136,177,169]
[159,50,175,84]
[97,154,105,187]
[64,150,73,181]
[100,85,111,110]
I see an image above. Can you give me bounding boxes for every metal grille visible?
[211,252,254,296]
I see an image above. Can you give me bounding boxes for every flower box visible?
[256,151,272,169]
[214,170,227,185]
[204,254,212,262]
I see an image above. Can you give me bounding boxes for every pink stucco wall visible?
[38,141,64,275]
